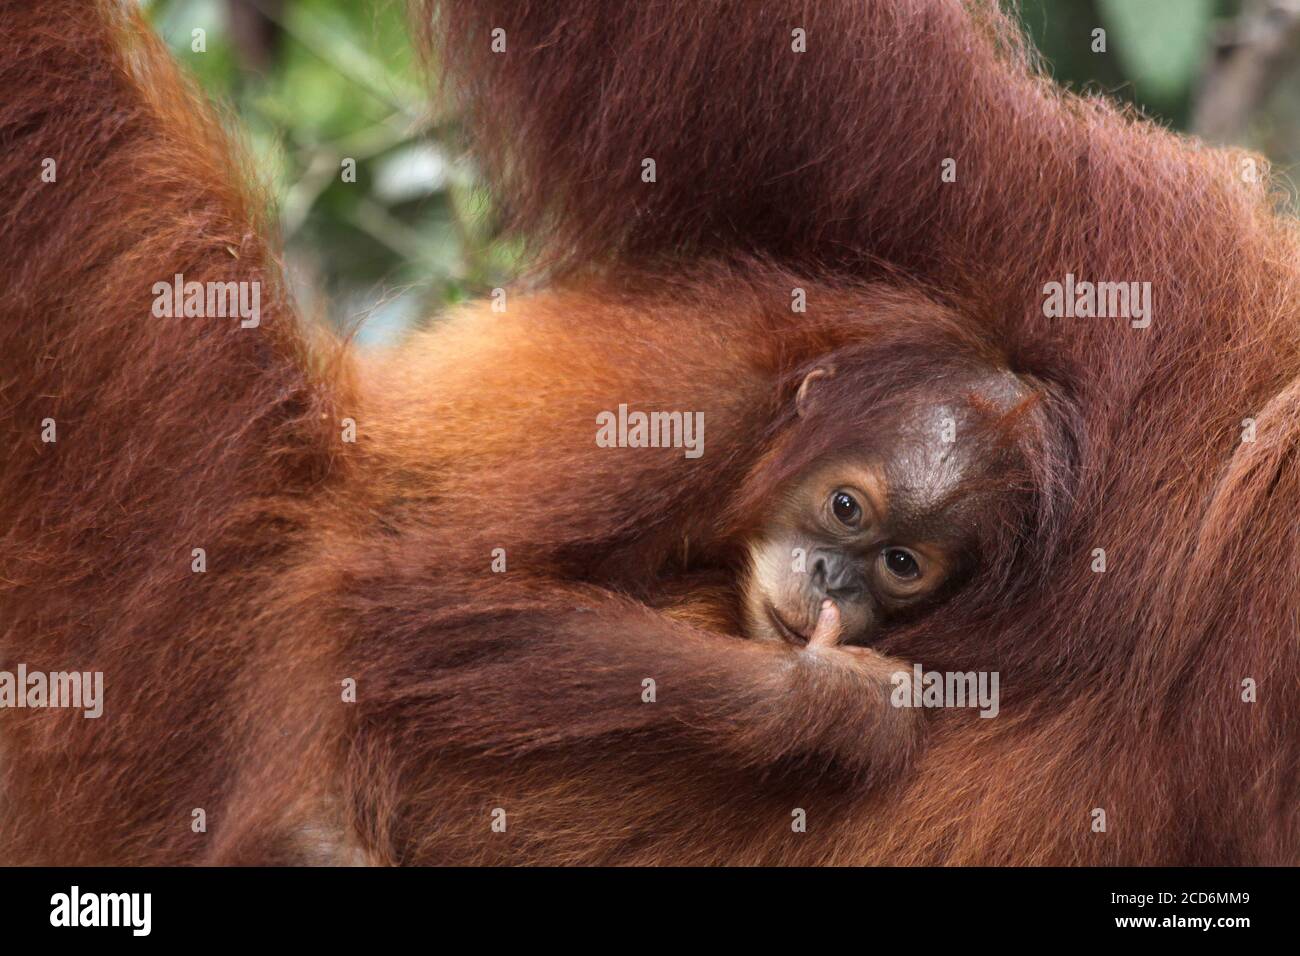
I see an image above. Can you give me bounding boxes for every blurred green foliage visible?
[147,0,1296,343]
[1019,0,1234,125]
[147,0,520,344]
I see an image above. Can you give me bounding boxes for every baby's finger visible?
[807,599,843,648]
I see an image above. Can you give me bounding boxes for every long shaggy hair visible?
[0,0,1296,864]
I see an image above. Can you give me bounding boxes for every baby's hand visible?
[806,599,841,647]
[806,599,870,655]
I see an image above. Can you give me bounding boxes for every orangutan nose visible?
[810,552,865,600]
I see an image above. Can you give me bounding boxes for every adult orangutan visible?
[0,0,1295,865]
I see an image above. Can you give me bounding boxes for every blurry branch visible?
[279,112,436,237]
[244,0,425,117]
[351,197,440,264]
[1193,0,1300,143]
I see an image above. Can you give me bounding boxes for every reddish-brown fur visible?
[1,0,1296,864]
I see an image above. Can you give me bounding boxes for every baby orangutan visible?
[688,343,1054,657]
[643,340,1064,786]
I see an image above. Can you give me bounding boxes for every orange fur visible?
[0,0,1295,865]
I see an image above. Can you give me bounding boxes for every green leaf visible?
[1097,0,1214,104]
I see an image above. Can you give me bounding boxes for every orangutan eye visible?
[881,547,921,580]
[830,490,861,526]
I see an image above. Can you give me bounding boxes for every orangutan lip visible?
[765,603,809,646]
